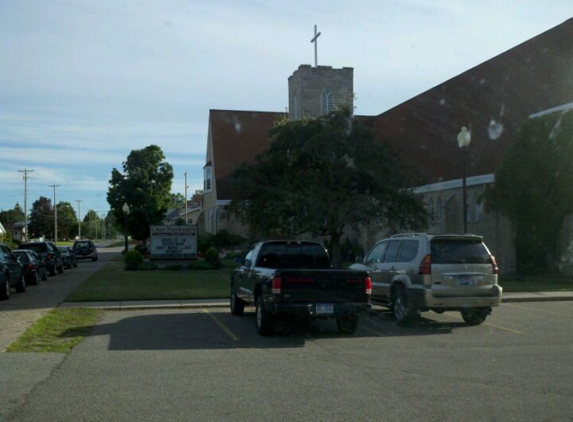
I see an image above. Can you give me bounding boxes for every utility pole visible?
[184,172,189,225]
[75,200,82,239]
[18,169,34,241]
[49,184,60,245]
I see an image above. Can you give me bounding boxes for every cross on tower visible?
[310,24,321,67]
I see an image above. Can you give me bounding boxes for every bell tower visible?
[288,65,354,120]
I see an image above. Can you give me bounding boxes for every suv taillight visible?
[418,254,431,275]
[490,255,499,275]
[272,276,282,294]
[46,253,53,261]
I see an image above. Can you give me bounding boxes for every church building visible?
[201,19,573,274]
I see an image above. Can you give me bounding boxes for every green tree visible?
[57,201,77,240]
[487,110,573,274]
[228,107,428,266]
[28,197,53,239]
[169,193,186,209]
[0,203,25,224]
[83,210,101,239]
[107,145,174,241]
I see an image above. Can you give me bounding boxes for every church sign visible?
[150,225,197,260]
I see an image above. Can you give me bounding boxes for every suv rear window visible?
[74,241,92,248]
[431,239,490,264]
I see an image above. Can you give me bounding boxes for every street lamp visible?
[122,203,130,254]
[457,127,471,233]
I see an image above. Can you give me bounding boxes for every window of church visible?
[428,198,434,219]
[204,166,212,192]
[321,89,334,115]
[474,193,482,222]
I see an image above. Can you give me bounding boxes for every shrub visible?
[204,247,221,269]
[124,250,144,271]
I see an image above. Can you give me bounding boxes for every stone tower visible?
[288,65,353,120]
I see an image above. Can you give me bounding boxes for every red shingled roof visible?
[209,110,286,200]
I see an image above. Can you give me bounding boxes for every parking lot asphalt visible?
[1,247,573,421]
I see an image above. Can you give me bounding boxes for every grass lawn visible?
[65,260,232,302]
[499,274,573,292]
[6,308,102,353]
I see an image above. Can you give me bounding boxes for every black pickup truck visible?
[230,240,372,336]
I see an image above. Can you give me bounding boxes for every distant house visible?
[201,19,573,274]
[12,221,27,243]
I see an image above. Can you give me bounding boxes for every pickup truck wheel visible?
[230,292,245,316]
[336,314,359,335]
[392,285,419,323]
[256,296,274,336]
[461,308,489,326]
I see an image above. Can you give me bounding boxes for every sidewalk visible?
[59,291,573,310]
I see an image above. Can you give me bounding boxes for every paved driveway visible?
[0,246,119,419]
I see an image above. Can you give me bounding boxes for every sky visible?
[1,0,572,219]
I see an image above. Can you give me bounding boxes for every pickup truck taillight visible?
[272,276,282,294]
[365,276,372,295]
[46,253,53,261]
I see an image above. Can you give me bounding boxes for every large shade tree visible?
[228,107,429,266]
[28,197,53,239]
[487,110,573,274]
[107,145,174,240]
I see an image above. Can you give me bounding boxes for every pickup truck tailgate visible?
[276,269,370,303]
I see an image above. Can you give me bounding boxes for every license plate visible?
[316,303,334,314]
[457,276,472,285]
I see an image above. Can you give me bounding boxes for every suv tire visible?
[461,308,489,326]
[392,285,419,323]
[16,275,26,293]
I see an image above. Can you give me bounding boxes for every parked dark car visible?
[73,240,98,261]
[59,246,78,269]
[13,249,48,285]
[18,241,64,277]
[0,242,26,300]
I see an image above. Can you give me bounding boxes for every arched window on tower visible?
[321,89,334,115]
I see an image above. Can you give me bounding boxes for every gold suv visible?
[350,233,502,325]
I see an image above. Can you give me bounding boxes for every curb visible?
[58,293,573,310]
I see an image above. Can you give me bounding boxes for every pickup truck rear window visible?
[257,243,331,269]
